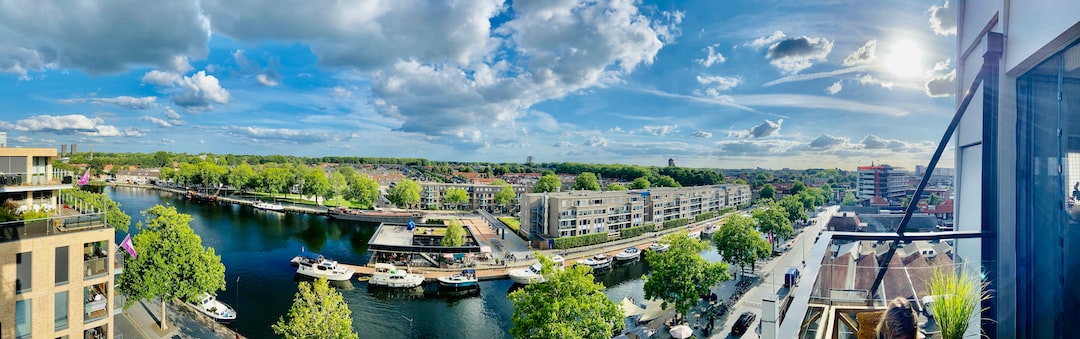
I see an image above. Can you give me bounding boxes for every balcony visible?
[84,240,110,278]
[0,170,73,193]
[0,212,107,243]
[83,282,109,323]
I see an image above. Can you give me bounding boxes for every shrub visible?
[552,232,609,249]
[694,211,717,222]
[662,218,690,230]
[619,224,653,239]
[498,217,521,232]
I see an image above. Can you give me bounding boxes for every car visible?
[731,311,757,335]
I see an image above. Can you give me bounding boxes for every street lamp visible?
[400,314,414,338]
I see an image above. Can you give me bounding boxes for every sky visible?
[0,0,960,170]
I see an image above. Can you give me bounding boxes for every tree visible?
[116,205,225,331]
[301,168,331,205]
[227,162,255,195]
[387,179,421,209]
[494,184,516,212]
[779,195,808,225]
[345,174,380,209]
[533,174,561,193]
[752,200,794,250]
[713,214,771,273]
[653,175,680,187]
[644,233,730,316]
[842,191,857,206]
[789,180,807,195]
[263,167,291,200]
[573,172,601,191]
[328,171,347,204]
[441,219,466,247]
[928,193,944,205]
[607,183,627,191]
[444,187,469,210]
[759,184,776,201]
[630,177,651,189]
[272,277,359,339]
[509,256,624,339]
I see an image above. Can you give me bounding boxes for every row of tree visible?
[530,172,682,193]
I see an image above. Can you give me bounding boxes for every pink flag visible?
[120,234,137,259]
[77,168,91,186]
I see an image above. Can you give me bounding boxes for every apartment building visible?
[855,164,909,203]
[520,184,750,241]
[418,182,527,212]
[0,147,115,339]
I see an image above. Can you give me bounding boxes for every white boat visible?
[190,293,236,323]
[436,269,478,289]
[702,224,721,237]
[578,254,612,270]
[253,200,285,211]
[509,255,564,285]
[648,242,671,253]
[689,231,702,239]
[292,253,355,281]
[615,247,641,262]
[369,263,424,288]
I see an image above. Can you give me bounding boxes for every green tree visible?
[752,200,794,250]
[263,167,291,200]
[644,233,730,316]
[606,183,627,191]
[630,177,651,189]
[509,256,624,339]
[790,180,807,195]
[272,277,359,339]
[759,184,776,201]
[494,184,516,212]
[928,193,944,205]
[653,175,680,187]
[842,191,857,206]
[713,214,771,273]
[441,219,466,247]
[779,195,808,224]
[573,172,601,191]
[346,174,380,209]
[300,168,331,205]
[533,174,561,193]
[116,205,225,331]
[328,171,347,204]
[227,162,255,195]
[387,179,421,209]
[444,187,469,210]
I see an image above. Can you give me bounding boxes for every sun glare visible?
[885,40,923,77]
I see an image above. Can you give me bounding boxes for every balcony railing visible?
[0,212,107,243]
[0,171,69,187]
[84,257,109,278]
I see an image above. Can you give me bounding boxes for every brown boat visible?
[326,207,426,223]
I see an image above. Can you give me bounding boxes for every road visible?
[708,205,838,339]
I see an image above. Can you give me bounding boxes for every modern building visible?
[0,147,116,339]
[418,182,527,213]
[855,165,909,203]
[114,168,161,185]
[519,184,750,244]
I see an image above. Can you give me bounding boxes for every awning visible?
[480,246,492,253]
[620,298,646,317]
[639,298,671,322]
[443,253,454,259]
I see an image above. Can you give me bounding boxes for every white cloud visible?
[762,65,870,86]
[695,44,726,67]
[691,130,713,139]
[925,69,955,97]
[13,136,32,143]
[141,115,173,128]
[730,119,783,138]
[330,86,354,99]
[860,134,911,151]
[163,106,181,120]
[59,96,158,110]
[0,1,211,75]
[717,139,793,155]
[856,74,893,89]
[256,73,279,86]
[826,81,843,95]
[696,74,741,91]
[585,136,608,147]
[642,125,678,136]
[142,70,182,86]
[147,70,230,108]
[843,40,877,66]
[553,140,575,147]
[731,94,909,116]
[928,1,957,36]
[1,114,141,137]
[607,126,624,133]
[808,134,848,149]
[766,36,834,74]
[745,31,786,49]
[161,138,176,145]
[224,126,343,144]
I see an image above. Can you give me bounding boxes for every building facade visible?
[0,147,115,339]
[418,182,527,212]
[519,184,750,240]
[855,165,908,203]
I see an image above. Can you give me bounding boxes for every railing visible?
[0,212,107,243]
[85,257,109,278]
[0,171,67,186]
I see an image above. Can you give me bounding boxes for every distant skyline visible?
[0,0,958,170]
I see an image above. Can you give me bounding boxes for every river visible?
[106,186,680,338]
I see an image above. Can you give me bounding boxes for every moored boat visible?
[369,263,424,288]
[702,224,721,237]
[509,255,564,285]
[615,247,641,262]
[437,269,478,289]
[190,293,236,323]
[326,207,426,223]
[578,254,612,270]
[253,200,285,212]
[648,242,671,253]
[292,253,355,281]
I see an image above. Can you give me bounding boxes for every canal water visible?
[106,186,675,338]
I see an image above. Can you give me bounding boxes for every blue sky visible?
[0,0,958,170]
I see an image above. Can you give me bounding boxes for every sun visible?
[884,40,924,77]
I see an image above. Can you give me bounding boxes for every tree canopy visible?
[759,184,776,201]
[573,172,601,191]
[630,177,651,189]
[606,183,627,191]
[116,205,225,330]
[842,191,858,206]
[387,179,421,209]
[533,174,562,193]
[444,187,469,209]
[441,219,467,247]
[751,200,794,249]
[643,233,730,315]
[509,255,623,339]
[345,173,380,209]
[653,175,680,187]
[272,277,359,339]
[495,184,516,210]
[779,195,808,224]
[713,214,771,273]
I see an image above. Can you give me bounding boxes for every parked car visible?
[731,311,757,335]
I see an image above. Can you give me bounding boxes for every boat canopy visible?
[298,252,324,261]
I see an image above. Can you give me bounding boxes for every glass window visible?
[16,252,31,293]
[56,246,69,285]
[15,299,30,339]
[56,290,69,330]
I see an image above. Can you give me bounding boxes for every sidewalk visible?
[114,297,244,339]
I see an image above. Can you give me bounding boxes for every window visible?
[16,252,31,293]
[56,290,69,330]
[56,246,69,285]
[15,299,31,339]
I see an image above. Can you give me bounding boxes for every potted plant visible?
[927,266,992,339]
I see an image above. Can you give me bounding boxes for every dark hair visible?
[876,297,918,339]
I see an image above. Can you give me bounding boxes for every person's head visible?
[876,297,918,339]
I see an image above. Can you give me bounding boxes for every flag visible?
[119,234,137,259]
[77,168,91,186]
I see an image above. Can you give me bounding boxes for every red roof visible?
[918,199,954,214]
[869,196,889,206]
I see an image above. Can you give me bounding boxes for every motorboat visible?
[292,253,355,281]
[648,242,671,253]
[437,269,478,289]
[509,255,564,285]
[253,200,285,212]
[702,224,721,237]
[327,207,426,223]
[369,263,425,288]
[689,231,702,240]
[614,247,641,262]
[190,293,236,323]
[578,254,612,270]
